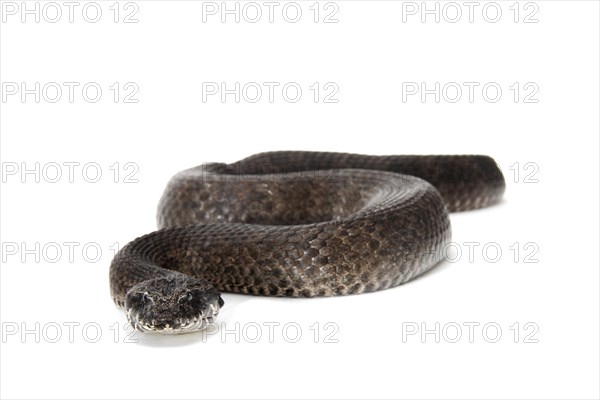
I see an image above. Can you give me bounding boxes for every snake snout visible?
[124,275,223,334]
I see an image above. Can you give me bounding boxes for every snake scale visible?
[109,151,505,334]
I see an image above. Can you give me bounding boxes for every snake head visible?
[124,274,224,334]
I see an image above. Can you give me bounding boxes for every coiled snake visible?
[109,151,505,334]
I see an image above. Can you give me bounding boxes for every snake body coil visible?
[109,151,505,334]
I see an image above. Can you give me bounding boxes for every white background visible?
[1,1,599,399]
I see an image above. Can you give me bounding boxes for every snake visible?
[109,151,505,334]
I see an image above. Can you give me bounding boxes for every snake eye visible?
[179,292,193,303]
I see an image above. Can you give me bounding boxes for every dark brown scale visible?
[109,152,505,306]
